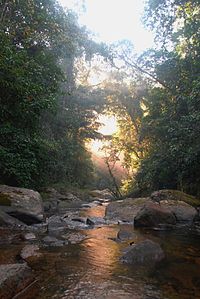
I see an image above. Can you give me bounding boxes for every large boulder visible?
[151,189,200,207]
[0,185,44,225]
[0,263,35,298]
[162,200,197,223]
[121,239,165,266]
[134,200,197,228]
[105,197,149,222]
[134,202,176,228]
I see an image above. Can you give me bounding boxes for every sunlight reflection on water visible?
[28,205,200,299]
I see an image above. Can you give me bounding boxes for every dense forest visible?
[0,0,200,197]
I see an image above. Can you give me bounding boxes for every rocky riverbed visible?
[1,186,200,298]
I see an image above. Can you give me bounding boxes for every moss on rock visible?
[0,194,11,206]
[151,190,200,207]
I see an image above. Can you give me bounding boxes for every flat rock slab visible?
[105,198,150,222]
[0,263,35,299]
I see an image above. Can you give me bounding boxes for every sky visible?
[58,0,154,153]
[58,0,154,53]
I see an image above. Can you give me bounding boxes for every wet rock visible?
[71,217,87,224]
[62,232,86,244]
[86,217,106,226]
[105,197,150,222]
[0,263,35,299]
[0,185,44,225]
[47,215,67,233]
[22,232,37,241]
[121,239,165,266]
[134,202,176,228]
[20,244,41,261]
[82,202,102,208]
[0,210,27,228]
[117,228,136,241]
[64,219,88,229]
[42,235,65,247]
[29,222,48,234]
[90,197,110,203]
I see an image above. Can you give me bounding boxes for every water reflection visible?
[33,206,200,299]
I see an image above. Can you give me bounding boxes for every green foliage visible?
[105,0,200,196]
[0,0,107,188]
[134,0,200,195]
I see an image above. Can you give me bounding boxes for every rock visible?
[42,187,68,200]
[0,263,35,298]
[62,232,86,244]
[134,202,177,228]
[0,210,27,228]
[162,200,197,223]
[42,235,65,247]
[90,197,110,203]
[134,200,197,228]
[92,200,103,206]
[86,217,106,226]
[117,228,136,241]
[64,219,88,229]
[0,185,44,225]
[20,245,41,260]
[22,233,37,241]
[89,189,113,199]
[64,193,81,201]
[81,202,102,208]
[151,189,200,207]
[71,217,87,224]
[43,199,60,214]
[57,200,82,214]
[121,239,165,266]
[47,215,67,233]
[105,197,150,222]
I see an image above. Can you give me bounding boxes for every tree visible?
[0,0,108,188]
[134,0,200,195]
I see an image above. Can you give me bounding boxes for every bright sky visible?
[58,0,154,53]
[58,0,154,154]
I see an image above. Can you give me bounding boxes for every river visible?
[2,204,200,299]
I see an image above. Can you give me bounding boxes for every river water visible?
[3,204,200,299]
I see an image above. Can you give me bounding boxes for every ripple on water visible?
[2,205,200,299]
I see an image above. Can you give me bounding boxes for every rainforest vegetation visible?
[0,0,200,196]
